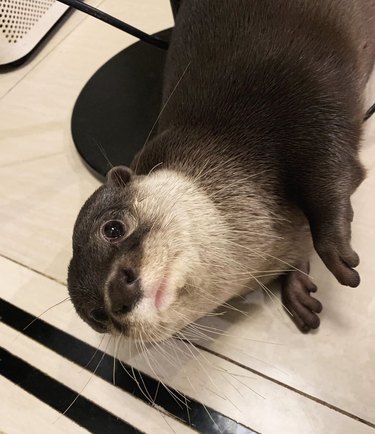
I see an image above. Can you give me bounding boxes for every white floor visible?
[0,1,374,433]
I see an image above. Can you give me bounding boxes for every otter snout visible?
[107,267,142,316]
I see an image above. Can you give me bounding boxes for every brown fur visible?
[68,0,375,337]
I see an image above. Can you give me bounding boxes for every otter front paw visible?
[282,263,322,332]
[311,208,360,287]
[314,240,360,287]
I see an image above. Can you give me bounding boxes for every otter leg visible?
[282,262,322,332]
[309,197,360,288]
[295,156,364,288]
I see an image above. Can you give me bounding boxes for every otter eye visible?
[90,308,108,323]
[101,220,125,241]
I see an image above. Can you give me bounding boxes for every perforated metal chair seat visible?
[0,0,69,66]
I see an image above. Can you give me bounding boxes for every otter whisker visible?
[173,310,287,375]
[176,331,260,398]
[222,371,263,404]
[140,343,171,405]
[127,339,155,405]
[79,333,106,373]
[138,331,187,408]
[139,345,180,434]
[185,282,250,316]
[159,413,177,434]
[12,296,71,344]
[90,136,114,171]
[117,335,139,384]
[176,332,256,386]
[248,273,293,317]
[229,372,265,399]
[153,328,194,364]
[180,307,228,317]
[147,329,186,374]
[185,257,293,318]
[226,238,311,278]
[118,347,175,428]
[112,334,122,386]
[194,338,288,376]
[55,335,112,423]
[135,338,156,405]
[149,337,182,370]
[140,335,187,409]
[174,333,228,401]
[163,329,226,403]
[118,359,138,383]
[183,393,192,427]
[176,341,224,434]
[186,321,283,345]
[153,380,161,406]
[135,61,191,174]
[147,162,164,176]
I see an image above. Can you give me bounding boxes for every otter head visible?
[68,165,230,342]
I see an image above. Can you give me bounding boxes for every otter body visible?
[68,0,375,338]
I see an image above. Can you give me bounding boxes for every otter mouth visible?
[107,274,173,336]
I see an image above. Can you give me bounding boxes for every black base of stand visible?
[71,28,172,178]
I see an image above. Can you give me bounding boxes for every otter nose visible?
[108,268,141,315]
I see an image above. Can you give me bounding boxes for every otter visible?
[68,0,375,339]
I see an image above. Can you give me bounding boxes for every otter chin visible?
[68,0,374,339]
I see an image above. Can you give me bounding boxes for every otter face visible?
[68,165,218,342]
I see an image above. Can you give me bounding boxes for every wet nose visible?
[108,268,141,315]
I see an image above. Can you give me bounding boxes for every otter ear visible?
[106,166,133,187]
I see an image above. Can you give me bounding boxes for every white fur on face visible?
[117,168,312,342]
[126,170,205,329]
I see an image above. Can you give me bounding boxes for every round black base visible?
[71,28,172,178]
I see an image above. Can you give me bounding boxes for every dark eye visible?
[90,308,109,324]
[101,220,126,241]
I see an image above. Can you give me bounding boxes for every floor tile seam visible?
[196,344,375,430]
[2,253,373,430]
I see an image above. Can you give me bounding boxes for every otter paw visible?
[282,265,322,333]
[314,240,360,288]
[310,200,360,287]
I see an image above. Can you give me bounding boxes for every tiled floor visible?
[0,1,374,433]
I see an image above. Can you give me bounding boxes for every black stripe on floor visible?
[0,298,256,434]
[0,346,140,433]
